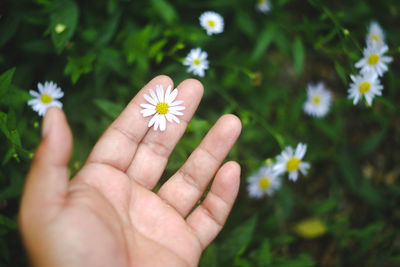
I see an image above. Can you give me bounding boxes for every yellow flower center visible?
[368,54,379,65]
[359,81,371,94]
[313,96,321,104]
[208,20,215,27]
[156,102,168,114]
[371,34,379,42]
[259,177,270,190]
[40,94,52,104]
[286,157,300,172]
[193,59,201,65]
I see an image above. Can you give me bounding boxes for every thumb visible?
[20,107,73,223]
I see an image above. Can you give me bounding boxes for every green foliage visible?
[1,0,400,265]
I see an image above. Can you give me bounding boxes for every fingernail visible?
[42,108,54,137]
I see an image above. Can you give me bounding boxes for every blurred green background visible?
[1,0,400,266]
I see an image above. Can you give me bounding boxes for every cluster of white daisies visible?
[247,143,310,198]
[348,22,392,106]
[303,22,393,119]
[249,22,393,198]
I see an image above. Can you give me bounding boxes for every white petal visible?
[148,113,158,128]
[144,94,157,105]
[159,115,166,131]
[169,105,185,111]
[166,88,178,104]
[165,113,173,122]
[169,114,180,123]
[156,85,164,102]
[165,85,172,102]
[170,100,184,107]
[141,109,157,117]
[140,103,156,110]
[169,110,183,116]
[288,171,298,182]
[29,90,40,97]
[149,89,158,104]
[51,101,62,108]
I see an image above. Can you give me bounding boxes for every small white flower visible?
[274,143,310,182]
[303,82,332,118]
[140,85,185,131]
[28,81,63,116]
[355,43,393,77]
[348,71,383,106]
[366,22,385,48]
[199,11,224,36]
[183,48,209,77]
[256,0,272,14]
[247,165,281,198]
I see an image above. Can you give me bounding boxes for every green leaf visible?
[219,215,258,263]
[0,214,16,229]
[50,0,79,53]
[199,243,218,267]
[257,239,272,266]
[93,99,124,119]
[292,36,305,77]
[64,53,97,84]
[0,68,15,97]
[251,24,276,62]
[7,109,16,131]
[0,15,19,48]
[150,0,178,25]
[97,12,121,47]
[334,61,348,86]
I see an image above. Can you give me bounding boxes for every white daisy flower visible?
[355,43,393,77]
[247,165,281,198]
[366,22,385,48]
[199,11,224,36]
[274,143,310,182]
[183,48,209,77]
[256,0,272,14]
[28,81,63,116]
[348,71,383,106]
[303,82,332,118]
[140,85,185,131]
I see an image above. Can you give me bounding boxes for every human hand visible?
[19,76,242,267]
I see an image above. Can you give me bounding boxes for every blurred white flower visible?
[199,11,224,35]
[348,71,383,106]
[303,82,332,118]
[256,0,272,14]
[28,81,63,116]
[140,85,185,131]
[183,48,209,77]
[355,43,392,77]
[366,22,385,48]
[247,165,281,198]
[274,143,310,182]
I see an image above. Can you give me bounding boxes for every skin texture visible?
[19,76,242,267]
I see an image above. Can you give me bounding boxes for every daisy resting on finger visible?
[140,85,185,131]
[28,81,64,116]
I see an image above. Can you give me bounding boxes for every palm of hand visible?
[20,76,241,267]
